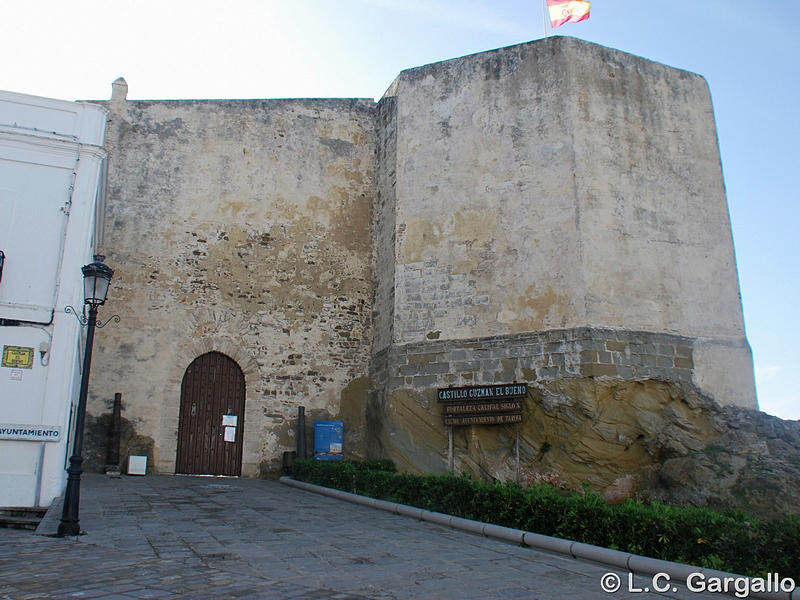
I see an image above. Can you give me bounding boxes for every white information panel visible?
[0,424,61,442]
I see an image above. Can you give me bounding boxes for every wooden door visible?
[176,352,245,476]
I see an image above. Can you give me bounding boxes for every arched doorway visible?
[176,352,245,476]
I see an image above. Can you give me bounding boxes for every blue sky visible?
[3,1,797,419]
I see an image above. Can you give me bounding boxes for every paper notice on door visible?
[222,414,238,426]
[224,426,236,442]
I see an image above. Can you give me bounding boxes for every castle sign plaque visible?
[438,383,526,427]
[443,413,523,427]
[437,383,527,402]
[442,400,523,416]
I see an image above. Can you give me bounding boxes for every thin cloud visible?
[755,364,781,381]
[356,0,536,38]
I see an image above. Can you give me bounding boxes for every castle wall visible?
[566,41,755,407]
[371,328,699,477]
[373,94,398,355]
[379,37,755,409]
[570,41,743,337]
[389,40,584,343]
[90,89,376,474]
[87,36,757,481]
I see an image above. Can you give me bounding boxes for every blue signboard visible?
[314,420,344,461]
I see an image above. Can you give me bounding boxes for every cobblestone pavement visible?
[0,474,722,599]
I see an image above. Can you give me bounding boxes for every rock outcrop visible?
[369,378,800,519]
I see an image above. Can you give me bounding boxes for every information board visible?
[438,383,527,427]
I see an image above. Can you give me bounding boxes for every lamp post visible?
[58,255,114,537]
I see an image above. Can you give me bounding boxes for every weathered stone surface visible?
[375,36,755,408]
[85,37,761,482]
[369,377,800,518]
[652,406,800,517]
[379,328,702,398]
[337,376,370,461]
[90,97,375,475]
[84,413,155,474]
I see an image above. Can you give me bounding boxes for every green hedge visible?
[291,459,799,579]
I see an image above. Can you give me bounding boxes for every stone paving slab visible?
[0,474,728,599]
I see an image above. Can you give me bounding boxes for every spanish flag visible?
[546,0,591,28]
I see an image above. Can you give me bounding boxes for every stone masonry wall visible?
[367,94,399,454]
[367,327,701,474]
[372,94,398,354]
[89,89,376,475]
[383,36,755,408]
[85,36,760,480]
[381,328,695,393]
[390,39,584,343]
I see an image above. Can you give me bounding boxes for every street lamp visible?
[58,255,114,537]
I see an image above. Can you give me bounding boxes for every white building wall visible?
[0,90,107,508]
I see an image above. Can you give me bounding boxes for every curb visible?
[280,477,796,600]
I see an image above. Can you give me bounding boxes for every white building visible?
[0,90,107,508]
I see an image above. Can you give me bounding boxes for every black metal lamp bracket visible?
[65,305,120,328]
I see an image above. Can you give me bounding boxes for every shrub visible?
[290,459,800,579]
[362,458,397,472]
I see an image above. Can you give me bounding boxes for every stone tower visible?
[369,36,755,472]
